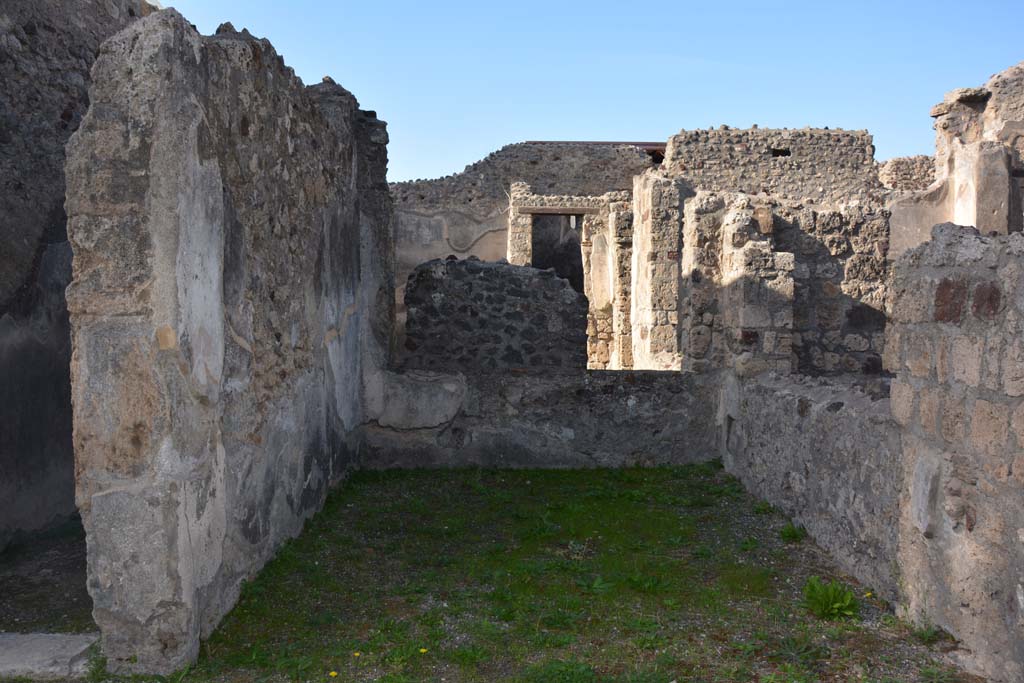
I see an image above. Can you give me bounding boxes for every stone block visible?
[934,277,967,324]
[890,380,915,426]
[972,281,1003,319]
[970,399,1009,456]
[905,333,934,378]
[919,386,940,437]
[1002,339,1024,397]
[940,391,967,444]
[951,336,983,387]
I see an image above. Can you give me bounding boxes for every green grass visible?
[69,466,968,683]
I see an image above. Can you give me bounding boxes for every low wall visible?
[65,11,391,674]
[364,370,720,469]
[720,373,902,598]
[402,258,587,373]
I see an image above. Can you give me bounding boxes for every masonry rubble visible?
[7,2,1024,679]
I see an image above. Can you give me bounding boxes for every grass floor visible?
[113,463,974,683]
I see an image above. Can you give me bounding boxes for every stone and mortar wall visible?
[889,62,1024,257]
[715,202,795,377]
[0,0,154,551]
[662,127,883,206]
[771,203,890,375]
[65,11,391,674]
[608,199,634,369]
[888,224,1024,682]
[364,370,720,469]
[676,191,795,377]
[630,179,819,377]
[402,258,587,373]
[391,142,654,333]
[719,373,901,598]
[880,155,936,192]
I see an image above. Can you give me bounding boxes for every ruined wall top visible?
[879,155,936,192]
[391,142,654,211]
[930,60,1024,169]
[661,127,882,207]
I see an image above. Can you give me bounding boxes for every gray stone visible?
[0,633,99,680]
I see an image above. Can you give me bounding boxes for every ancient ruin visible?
[1,0,1023,680]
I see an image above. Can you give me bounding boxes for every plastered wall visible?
[65,12,392,673]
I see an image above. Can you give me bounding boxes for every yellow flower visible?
[419,648,428,654]
[353,651,361,657]
[865,591,873,598]
[329,672,338,678]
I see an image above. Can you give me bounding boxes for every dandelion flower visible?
[419,648,428,654]
[865,591,873,598]
[329,672,338,678]
[353,651,361,657]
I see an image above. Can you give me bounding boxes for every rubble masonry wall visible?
[392,143,653,333]
[879,155,936,192]
[402,258,587,373]
[889,224,1024,682]
[662,127,882,206]
[364,370,721,469]
[720,374,902,599]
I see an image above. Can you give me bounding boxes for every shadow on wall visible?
[0,241,75,553]
[531,214,585,293]
[770,208,889,376]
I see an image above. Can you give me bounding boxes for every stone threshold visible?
[0,633,98,680]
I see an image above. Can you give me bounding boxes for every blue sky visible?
[167,0,1022,183]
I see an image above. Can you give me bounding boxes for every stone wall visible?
[401,258,587,373]
[65,11,391,674]
[631,173,686,370]
[662,127,882,206]
[629,177,883,377]
[888,224,1024,682]
[889,62,1024,257]
[772,203,889,375]
[676,191,795,376]
[880,155,936,192]
[0,0,153,551]
[391,142,654,333]
[720,373,901,598]
[364,370,720,469]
